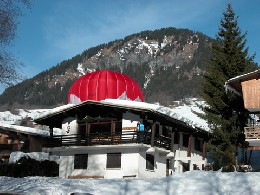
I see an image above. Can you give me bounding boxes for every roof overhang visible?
[34,100,210,137]
[225,69,260,94]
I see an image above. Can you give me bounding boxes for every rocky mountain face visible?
[0,27,214,110]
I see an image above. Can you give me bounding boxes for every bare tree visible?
[0,0,31,86]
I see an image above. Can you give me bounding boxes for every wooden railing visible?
[42,131,171,150]
[244,126,260,140]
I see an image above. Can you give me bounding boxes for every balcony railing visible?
[42,131,171,150]
[244,126,260,140]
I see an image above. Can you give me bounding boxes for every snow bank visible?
[0,171,260,194]
[9,152,59,163]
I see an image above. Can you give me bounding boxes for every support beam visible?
[151,123,156,147]
[171,131,175,152]
[202,140,207,160]
[49,126,53,138]
[86,122,90,136]
[111,120,115,134]
[187,134,192,157]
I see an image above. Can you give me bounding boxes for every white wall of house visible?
[56,146,177,179]
[138,149,168,179]
[58,147,143,179]
[54,113,207,179]
[173,133,205,172]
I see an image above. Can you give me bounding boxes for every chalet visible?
[34,99,210,179]
[225,69,260,149]
[0,123,56,160]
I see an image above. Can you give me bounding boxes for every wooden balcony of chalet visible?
[245,126,260,140]
[42,131,172,151]
[244,126,260,148]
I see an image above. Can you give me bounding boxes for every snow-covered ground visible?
[0,171,260,195]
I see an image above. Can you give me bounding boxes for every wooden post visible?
[87,123,91,135]
[151,123,156,147]
[171,131,175,152]
[187,134,192,157]
[111,120,115,143]
[202,140,207,160]
[49,126,53,138]
[86,123,91,145]
[111,120,115,134]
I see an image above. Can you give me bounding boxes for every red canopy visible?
[68,70,144,104]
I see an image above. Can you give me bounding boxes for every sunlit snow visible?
[0,171,259,194]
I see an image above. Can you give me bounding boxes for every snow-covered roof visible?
[0,123,61,137]
[35,99,210,133]
[103,99,209,132]
[9,151,59,163]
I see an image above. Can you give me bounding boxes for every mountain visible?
[0,27,215,110]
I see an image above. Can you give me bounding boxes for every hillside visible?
[0,27,214,110]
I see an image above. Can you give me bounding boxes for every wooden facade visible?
[241,79,260,110]
[225,69,260,147]
[0,126,48,160]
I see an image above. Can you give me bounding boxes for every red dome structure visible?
[68,70,144,104]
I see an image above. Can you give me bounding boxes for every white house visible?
[34,99,210,179]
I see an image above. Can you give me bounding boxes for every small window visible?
[74,154,88,169]
[107,153,121,168]
[183,162,190,172]
[146,154,154,170]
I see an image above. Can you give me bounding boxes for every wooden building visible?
[225,69,260,149]
[0,124,53,160]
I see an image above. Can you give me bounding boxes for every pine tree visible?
[199,4,257,170]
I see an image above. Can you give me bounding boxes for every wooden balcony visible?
[42,131,171,150]
[244,126,260,140]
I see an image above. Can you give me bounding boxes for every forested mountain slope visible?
[0,27,215,110]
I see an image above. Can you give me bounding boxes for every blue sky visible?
[2,0,260,94]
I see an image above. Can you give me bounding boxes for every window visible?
[195,138,203,152]
[183,134,189,147]
[183,162,190,172]
[107,153,121,168]
[74,154,88,169]
[146,154,154,170]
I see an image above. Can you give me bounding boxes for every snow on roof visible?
[103,99,210,132]
[226,69,260,83]
[225,69,260,94]
[34,103,75,119]
[35,99,210,133]
[0,123,61,137]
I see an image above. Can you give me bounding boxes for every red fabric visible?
[68,70,144,103]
